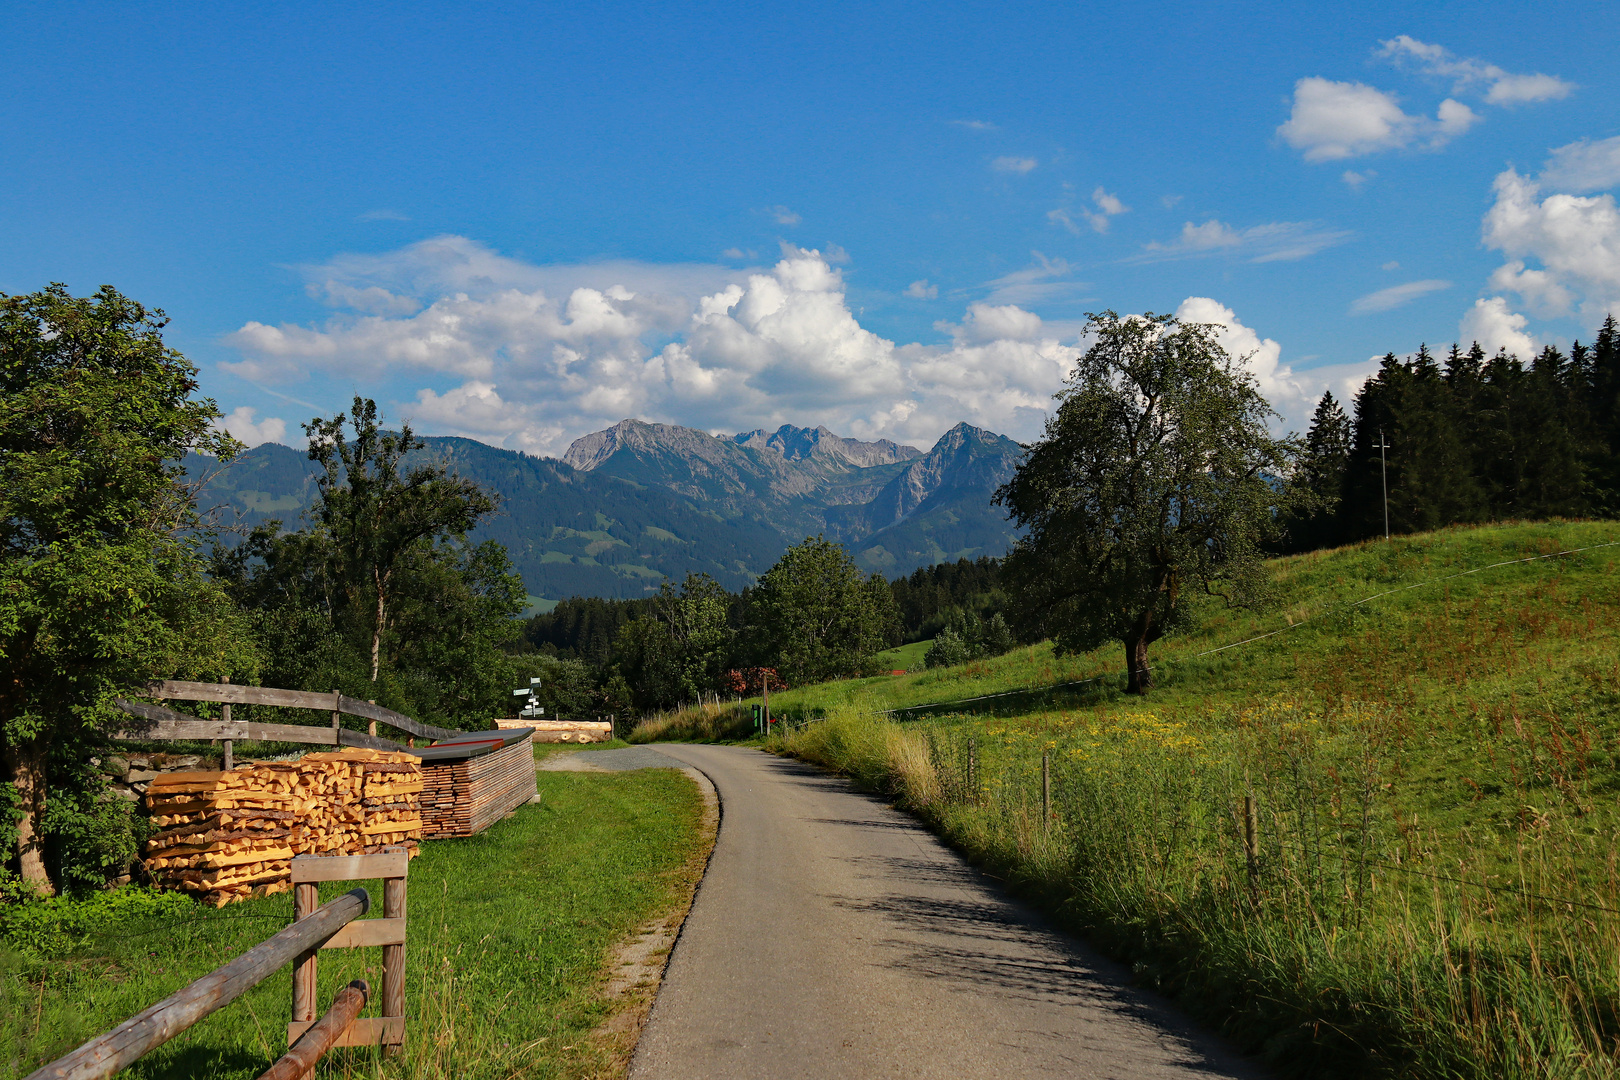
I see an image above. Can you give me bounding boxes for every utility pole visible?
[1374,428,1392,540]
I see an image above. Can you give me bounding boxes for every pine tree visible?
[1591,315,1620,512]
[1283,391,1351,549]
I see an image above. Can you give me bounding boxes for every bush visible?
[924,610,1015,668]
[0,884,193,959]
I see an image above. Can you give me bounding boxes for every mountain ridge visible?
[189,418,1023,603]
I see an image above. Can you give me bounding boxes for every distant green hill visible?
[188,419,1023,602]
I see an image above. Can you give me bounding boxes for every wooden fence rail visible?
[259,980,370,1080]
[112,699,406,752]
[23,889,370,1080]
[145,681,461,741]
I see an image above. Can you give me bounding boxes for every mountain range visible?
[187,419,1023,605]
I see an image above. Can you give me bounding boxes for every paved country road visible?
[577,744,1265,1080]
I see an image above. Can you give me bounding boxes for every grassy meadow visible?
[1,767,706,1080]
[760,520,1620,1078]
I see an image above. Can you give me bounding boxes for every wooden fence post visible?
[1041,750,1050,830]
[291,883,318,1035]
[23,891,368,1080]
[220,675,233,771]
[383,862,407,1058]
[967,737,977,805]
[287,851,409,1055]
[1244,794,1259,909]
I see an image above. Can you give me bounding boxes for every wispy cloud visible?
[992,156,1037,174]
[1377,35,1574,105]
[1134,219,1352,263]
[1349,279,1451,314]
[952,119,997,131]
[765,205,802,226]
[1049,187,1131,235]
[978,252,1089,305]
[904,279,938,300]
[1539,136,1620,194]
[357,208,410,222]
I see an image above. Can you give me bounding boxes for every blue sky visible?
[5,1,1617,454]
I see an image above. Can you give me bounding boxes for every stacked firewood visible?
[144,748,422,907]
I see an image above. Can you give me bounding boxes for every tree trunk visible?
[10,739,53,895]
[371,572,386,685]
[1124,636,1153,695]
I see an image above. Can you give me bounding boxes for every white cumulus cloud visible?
[1459,297,1537,357]
[1277,76,1478,162]
[1482,166,1620,322]
[1539,136,1620,194]
[216,406,287,447]
[225,238,1099,454]
[904,280,938,299]
[1174,297,1308,417]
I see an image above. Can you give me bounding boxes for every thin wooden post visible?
[367,699,377,739]
[258,981,369,1080]
[1244,794,1260,908]
[383,864,407,1058]
[967,737,977,805]
[24,891,368,1080]
[1041,750,1051,830]
[330,690,341,744]
[291,884,319,1032]
[221,675,233,771]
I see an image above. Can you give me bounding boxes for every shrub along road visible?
[616,744,1262,1080]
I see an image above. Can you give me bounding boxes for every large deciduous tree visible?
[996,310,1294,694]
[1,284,249,892]
[212,401,520,727]
[304,398,499,687]
[744,536,899,685]
[613,573,735,711]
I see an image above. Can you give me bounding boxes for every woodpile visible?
[495,718,611,743]
[421,740,538,838]
[144,748,422,907]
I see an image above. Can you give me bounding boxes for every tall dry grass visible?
[627,700,756,744]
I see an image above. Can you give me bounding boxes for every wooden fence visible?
[112,681,463,764]
[23,850,410,1080]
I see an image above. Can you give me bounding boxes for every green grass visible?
[766,519,1620,721]
[768,520,1620,1079]
[2,767,705,1080]
[868,639,931,673]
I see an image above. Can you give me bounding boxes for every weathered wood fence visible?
[22,850,411,1080]
[113,681,462,765]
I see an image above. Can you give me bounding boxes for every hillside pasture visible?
[767,520,1620,1078]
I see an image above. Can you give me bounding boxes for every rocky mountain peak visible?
[728,424,921,467]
